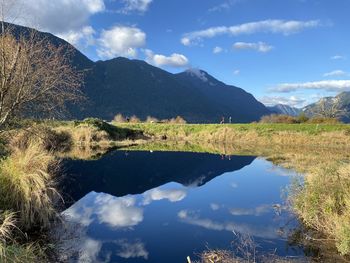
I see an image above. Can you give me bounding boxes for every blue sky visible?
[7,0,350,107]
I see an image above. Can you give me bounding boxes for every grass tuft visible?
[0,142,60,229]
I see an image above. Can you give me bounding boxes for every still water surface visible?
[57,150,304,262]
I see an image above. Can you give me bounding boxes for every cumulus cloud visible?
[323,70,347,77]
[142,188,187,205]
[181,19,321,46]
[97,26,146,59]
[59,26,96,47]
[118,0,153,14]
[260,95,306,107]
[233,41,273,53]
[270,80,350,93]
[144,49,189,67]
[6,0,104,47]
[213,46,224,54]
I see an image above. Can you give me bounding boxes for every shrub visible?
[113,113,126,123]
[307,117,341,124]
[259,114,298,124]
[146,116,159,123]
[129,115,141,123]
[297,112,309,123]
[11,125,72,152]
[169,116,187,124]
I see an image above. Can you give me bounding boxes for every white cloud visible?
[59,26,96,47]
[119,0,153,14]
[7,0,104,34]
[270,80,350,93]
[208,0,242,12]
[97,26,146,59]
[260,95,306,107]
[145,49,189,67]
[142,188,187,205]
[213,46,224,54]
[6,0,104,48]
[181,19,321,46]
[323,70,347,77]
[210,203,221,211]
[331,55,346,60]
[233,41,273,53]
[233,69,240,75]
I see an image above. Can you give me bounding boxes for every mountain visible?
[303,92,350,122]
[5,23,270,123]
[267,104,302,116]
[175,69,270,122]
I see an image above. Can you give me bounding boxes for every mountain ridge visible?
[5,22,271,123]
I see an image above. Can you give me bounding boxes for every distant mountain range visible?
[267,104,301,117]
[6,22,270,123]
[303,92,350,122]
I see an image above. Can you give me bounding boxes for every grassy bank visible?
[115,123,350,148]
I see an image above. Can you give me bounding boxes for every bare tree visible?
[312,97,346,119]
[0,23,83,130]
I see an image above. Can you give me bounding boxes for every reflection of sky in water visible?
[58,156,302,263]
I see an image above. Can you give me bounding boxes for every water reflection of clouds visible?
[142,188,187,205]
[75,237,148,263]
[115,239,149,260]
[64,183,188,229]
[64,192,143,228]
[229,204,272,216]
[178,209,279,239]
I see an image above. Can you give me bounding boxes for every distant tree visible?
[113,113,126,123]
[0,6,83,130]
[312,98,346,119]
[129,115,141,123]
[297,112,309,123]
[146,116,159,123]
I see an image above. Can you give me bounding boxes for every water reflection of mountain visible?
[60,151,256,204]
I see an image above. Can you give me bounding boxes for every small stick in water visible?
[187,256,192,263]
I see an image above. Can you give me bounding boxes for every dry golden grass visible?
[54,124,110,146]
[0,142,59,229]
[291,163,350,255]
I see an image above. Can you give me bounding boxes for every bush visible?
[146,116,159,123]
[129,115,141,123]
[259,114,298,124]
[169,116,187,124]
[113,113,126,123]
[11,125,72,152]
[307,117,341,124]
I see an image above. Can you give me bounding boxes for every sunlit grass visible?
[0,142,59,229]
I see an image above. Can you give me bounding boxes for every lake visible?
[55,149,307,262]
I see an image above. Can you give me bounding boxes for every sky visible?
[4,0,350,108]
